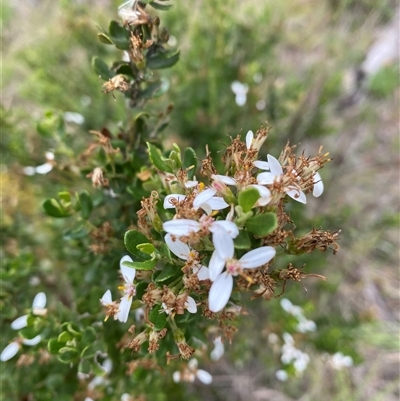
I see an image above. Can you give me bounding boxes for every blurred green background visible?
[1,0,399,400]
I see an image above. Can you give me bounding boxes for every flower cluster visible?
[98,127,338,372]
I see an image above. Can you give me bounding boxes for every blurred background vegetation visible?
[1,0,399,400]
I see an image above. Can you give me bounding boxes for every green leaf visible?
[154,264,181,283]
[81,344,97,358]
[42,199,71,218]
[58,191,71,203]
[124,230,151,260]
[48,339,64,354]
[67,322,82,337]
[146,50,180,70]
[58,331,73,343]
[58,347,78,363]
[149,1,173,11]
[238,187,260,213]
[108,20,130,50]
[148,304,167,330]
[246,212,278,236]
[122,259,157,271]
[82,327,97,345]
[147,142,173,173]
[234,230,251,250]
[36,110,64,137]
[135,282,148,300]
[92,57,114,80]
[138,81,163,100]
[136,243,156,255]
[78,359,91,375]
[97,32,113,45]
[183,147,197,180]
[78,191,93,220]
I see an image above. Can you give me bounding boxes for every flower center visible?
[120,283,136,298]
[226,259,241,276]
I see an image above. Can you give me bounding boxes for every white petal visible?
[193,188,217,209]
[185,296,197,314]
[247,185,271,206]
[257,172,277,185]
[286,188,307,204]
[200,202,212,216]
[120,264,136,283]
[246,130,254,150]
[205,196,229,211]
[239,246,276,269]
[208,272,233,313]
[208,251,226,282]
[117,296,133,323]
[163,194,186,209]
[22,335,41,346]
[11,315,28,330]
[267,154,283,175]
[0,342,19,361]
[313,172,324,197]
[172,371,181,383]
[197,369,213,384]
[194,265,210,280]
[163,219,201,236]
[210,336,224,361]
[120,255,133,269]
[35,163,53,175]
[32,292,47,309]
[211,220,239,239]
[188,358,198,369]
[100,290,113,305]
[164,234,190,260]
[185,180,198,188]
[211,228,234,260]
[253,160,270,170]
[211,174,237,186]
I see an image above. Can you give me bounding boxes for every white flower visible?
[11,292,47,330]
[164,234,209,280]
[257,154,307,204]
[330,352,353,370]
[118,0,141,24]
[275,369,289,381]
[211,175,271,207]
[313,172,324,197]
[0,335,42,362]
[173,358,212,384]
[164,187,229,215]
[117,256,137,323]
[208,236,276,312]
[210,336,224,361]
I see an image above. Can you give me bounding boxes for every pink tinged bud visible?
[208,272,233,312]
